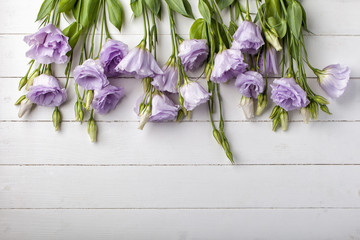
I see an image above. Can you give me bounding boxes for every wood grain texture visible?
[0,0,359,239]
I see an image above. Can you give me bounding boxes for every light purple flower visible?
[27,74,67,107]
[178,39,209,72]
[211,49,248,83]
[74,59,109,90]
[235,71,265,98]
[92,85,125,114]
[115,46,163,79]
[180,81,211,111]
[315,64,351,99]
[152,64,179,93]
[24,23,71,64]
[232,20,264,55]
[259,47,278,75]
[99,39,128,77]
[270,78,309,111]
[149,95,179,122]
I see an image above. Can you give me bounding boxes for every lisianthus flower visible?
[180,80,211,111]
[178,39,209,72]
[27,74,67,107]
[210,48,248,83]
[74,59,109,90]
[235,71,265,98]
[24,23,71,64]
[315,64,351,99]
[152,58,179,93]
[92,85,125,114]
[99,39,128,77]
[231,20,264,55]
[270,78,309,111]
[258,47,279,75]
[115,42,163,79]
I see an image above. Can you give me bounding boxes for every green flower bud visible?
[52,107,61,131]
[14,95,27,105]
[270,106,280,119]
[272,117,280,132]
[226,151,234,164]
[88,118,97,142]
[176,109,185,122]
[280,111,289,131]
[264,28,282,51]
[74,102,80,121]
[212,129,222,145]
[256,94,268,116]
[313,95,329,105]
[320,104,331,115]
[178,95,184,107]
[300,107,310,124]
[85,90,94,110]
[25,69,40,90]
[18,77,28,91]
[78,106,85,123]
[143,77,152,92]
[18,99,33,118]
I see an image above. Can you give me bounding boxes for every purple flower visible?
[27,74,67,107]
[149,95,179,122]
[99,39,128,77]
[115,45,163,79]
[74,59,109,90]
[180,81,211,111]
[232,20,264,55]
[152,63,179,93]
[270,78,309,111]
[24,23,71,64]
[315,64,351,99]
[178,39,209,72]
[259,47,278,75]
[92,85,125,114]
[211,49,248,83]
[235,71,265,98]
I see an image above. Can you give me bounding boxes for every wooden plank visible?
[0,0,359,35]
[0,166,360,208]
[1,209,360,240]
[1,121,359,165]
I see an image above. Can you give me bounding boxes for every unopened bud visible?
[272,117,280,132]
[85,90,94,110]
[213,129,222,145]
[240,96,254,119]
[178,96,184,107]
[14,95,27,105]
[18,77,28,91]
[280,110,289,131]
[313,95,329,105]
[138,105,151,130]
[18,99,33,118]
[264,28,282,51]
[74,102,80,121]
[88,118,97,142]
[176,109,185,122]
[52,107,61,131]
[143,78,152,92]
[256,94,268,116]
[25,69,40,90]
[226,151,234,164]
[320,104,331,115]
[301,107,310,124]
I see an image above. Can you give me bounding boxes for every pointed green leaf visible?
[199,0,212,24]
[36,0,56,21]
[215,0,234,11]
[58,0,78,13]
[165,0,193,19]
[144,0,161,15]
[107,0,124,31]
[63,22,83,48]
[130,0,143,17]
[287,0,302,39]
[189,18,207,40]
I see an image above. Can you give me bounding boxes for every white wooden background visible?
[0,0,360,239]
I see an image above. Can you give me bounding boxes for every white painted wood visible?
[1,209,360,240]
[1,166,360,208]
[0,122,359,165]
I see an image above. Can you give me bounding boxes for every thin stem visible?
[142,2,148,45]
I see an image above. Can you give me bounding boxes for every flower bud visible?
[256,94,268,116]
[25,69,40,90]
[14,95,27,105]
[143,77,152,92]
[176,109,185,122]
[264,28,282,51]
[85,90,94,110]
[313,95,329,105]
[213,129,222,145]
[272,117,280,132]
[226,151,234,164]
[240,96,254,119]
[18,77,28,91]
[87,118,97,142]
[301,107,310,124]
[52,107,61,131]
[280,110,289,131]
[320,104,331,115]
[178,95,184,107]
[138,105,151,130]
[74,102,80,121]
[78,106,85,123]
[18,99,33,118]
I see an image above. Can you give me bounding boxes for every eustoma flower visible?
[271,78,309,111]
[180,80,211,111]
[74,59,109,90]
[115,41,163,79]
[314,64,351,99]
[210,48,248,83]
[99,40,129,77]
[27,74,67,107]
[152,57,179,93]
[92,85,125,114]
[24,24,71,64]
[258,47,279,75]
[178,39,209,72]
[231,20,264,55]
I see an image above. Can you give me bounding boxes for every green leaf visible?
[228,20,238,35]
[62,22,83,48]
[58,0,78,13]
[287,0,302,39]
[267,16,287,39]
[144,0,161,15]
[183,0,195,19]
[234,1,245,21]
[107,0,124,31]
[198,0,212,24]
[36,0,56,21]
[189,18,207,40]
[73,0,101,27]
[215,0,234,11]
[130,0,143,17]
[265,0,281,18]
